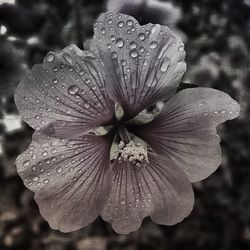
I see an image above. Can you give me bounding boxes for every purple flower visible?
[15,12,240,234]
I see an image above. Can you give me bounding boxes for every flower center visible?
[117,140,149,167]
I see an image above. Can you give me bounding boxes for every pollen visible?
[118,140,149,166]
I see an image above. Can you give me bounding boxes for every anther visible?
[118,140,149,166]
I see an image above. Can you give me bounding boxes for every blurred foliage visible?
[0,0,250,249]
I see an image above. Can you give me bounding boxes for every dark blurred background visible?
[0,0,250,249]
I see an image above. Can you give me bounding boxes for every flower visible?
[106,0,182,27]
[15,12,240,234]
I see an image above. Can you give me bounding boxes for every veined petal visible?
[93,12,186,119]
[14,44,114,139]
[137,87,241,182]
[101,153,194,234]
[15,131,112,232]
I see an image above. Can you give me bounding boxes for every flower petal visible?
[14,44,114,139]
[137,88,241,182]
[93,12,186,118]
[101,153,194,234]
[16,131,112,232]
[107,0,181,26]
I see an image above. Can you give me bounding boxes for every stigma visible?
[117,140,149,167]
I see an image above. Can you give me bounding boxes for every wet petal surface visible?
[15,45,114,139]
[16,132,112,232]
[93,12,186,118]
[137,88,240,182]
[101,153,194,234]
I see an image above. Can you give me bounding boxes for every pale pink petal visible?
[101,153,194,234]
[15,45,114,138]
[93,12,186,118]
[137,88,241,182]
[16,131,112,232]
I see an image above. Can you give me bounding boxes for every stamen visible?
[118,140,149,166]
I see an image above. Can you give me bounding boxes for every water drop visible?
[52,78,58,84]
[111,51,118,59]
[32,176,39,182]
[221,110,227,114]
[121,60,127,66]
[84,103,90,109]
[23,160,30,167]
[43,179,49,184]
[56,167,63,174]
[63,53,73,64]
[32,154,37,160]
[110,35,115,42]
[160,57,170,72]
[130,49,138,58]
[129,41,137,49]
[101,28,106,34]
[138,33,145,41]
[68,85,79,95]
[202,112,209,116]
[46,53,54,62]
[139,46,145,53]
[118,21,124,28]
[120,199,126,205]
[150,41,158,49]
[42,151,48,157]
[126,20,133,26]
[116,38,124,48]
[108,19,113,25]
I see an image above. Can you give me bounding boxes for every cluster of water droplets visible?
[17,43,117,133]
[92,12,186,107]
[200,100,240,118]
[18,135,100,192]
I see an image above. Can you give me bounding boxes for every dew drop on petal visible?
[111,52,118,59]
[23,160,30,167]
[160,57,170,72]
[63,53,73,64]
[101,28,106,34]
[32,176,39,182]
[130,41,137,49]
[42,151,48,157]
[116,38,124,48]
[150,41,158,49]
[118,21,124,27]
[56,167,63,174]
[127,20,133,26]
[52,78,58,84]
[46,53,54,62]
[110,35,116,42]
[43,179,49,184]
[138,33,146,41]
[130,49,138,58]
[68,85,79,95]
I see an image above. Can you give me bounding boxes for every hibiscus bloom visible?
[15,12,240,234]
